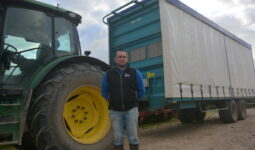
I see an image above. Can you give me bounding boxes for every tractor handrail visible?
[102,0,143,25]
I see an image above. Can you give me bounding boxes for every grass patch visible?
[205,110,218,116]
[0,145,17,150]
[140,117,179,129]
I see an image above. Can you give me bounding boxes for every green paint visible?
[0,96,23,143]
[27,55,75,89]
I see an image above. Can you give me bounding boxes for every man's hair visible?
[115,50,127,57]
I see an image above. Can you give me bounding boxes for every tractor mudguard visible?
[27,55,110,90]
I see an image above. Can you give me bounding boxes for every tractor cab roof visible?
[1,0,82,25]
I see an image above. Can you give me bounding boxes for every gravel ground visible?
[1,109,255,150]
[134,108,255,150]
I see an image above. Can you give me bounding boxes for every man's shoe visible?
[129,144,139,150]
[114,145,124,150]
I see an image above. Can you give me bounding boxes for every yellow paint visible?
[63,86,110,144]
[147,72,155,79]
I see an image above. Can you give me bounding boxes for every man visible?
[102,50,145,150]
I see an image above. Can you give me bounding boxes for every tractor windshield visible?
[0,7,53,88]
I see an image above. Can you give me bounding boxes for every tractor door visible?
[0,7,53,89]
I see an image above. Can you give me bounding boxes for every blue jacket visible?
[101,67,145,102]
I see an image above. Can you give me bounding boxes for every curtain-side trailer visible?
[103,0,255,123]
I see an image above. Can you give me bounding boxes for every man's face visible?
[114,51,128,68]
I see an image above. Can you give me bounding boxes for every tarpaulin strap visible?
[200,85,203,99]
[179,83,183,101]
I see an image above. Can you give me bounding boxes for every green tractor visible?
[0,0,113,149]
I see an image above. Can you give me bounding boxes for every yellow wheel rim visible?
[63,86,110,144]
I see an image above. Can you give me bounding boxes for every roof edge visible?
[2,0,82,25]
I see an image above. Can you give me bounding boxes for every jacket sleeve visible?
[101,72,109,100]
[136,70,145,100]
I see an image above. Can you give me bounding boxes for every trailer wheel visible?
[27,63,113,150]
[194,111,206,121]
[219,100,238,123]
[237,100,247,120]
[177,109,194,123]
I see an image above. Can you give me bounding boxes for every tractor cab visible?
[0,0,81,89]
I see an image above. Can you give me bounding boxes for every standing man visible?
[102,50,145,150]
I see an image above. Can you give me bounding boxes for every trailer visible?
[103,0,255,123]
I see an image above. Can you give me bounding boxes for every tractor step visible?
[0,103,21,106]
[0,122,20,144]
[0,88,27,145]
[0,140,19,146]
[0,88,23,96]
[0,121,19,125]
[0,103,22,122]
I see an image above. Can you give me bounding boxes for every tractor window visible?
[0,7,52,87]
[55,17,75,56]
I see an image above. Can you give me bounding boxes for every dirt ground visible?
[2,109,255,150]
[131,108,255,150]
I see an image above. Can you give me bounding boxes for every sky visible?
[40,0,255,64]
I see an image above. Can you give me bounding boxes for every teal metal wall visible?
[108,0,166,110]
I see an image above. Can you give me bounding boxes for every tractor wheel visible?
[219,100,238,123]
[27,63,113,150]
[21,132,37,150]
[237,100,247,120]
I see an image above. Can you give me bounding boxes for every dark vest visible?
[107,67,138,111]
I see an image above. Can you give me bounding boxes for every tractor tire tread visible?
[26,63,104,150]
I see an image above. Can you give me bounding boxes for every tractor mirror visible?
[84,51,91,56]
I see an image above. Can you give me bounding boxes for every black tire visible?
[26,63,113,150]
[219,100,238,123]
[177,109,194,123]
[194,110,206,121]
[20,132,37,150]
[237,100,247,120]
[178,108,206,123]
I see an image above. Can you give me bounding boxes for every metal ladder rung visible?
[0,121,19,125]
[0,140,19,145]
[0,103,21,106]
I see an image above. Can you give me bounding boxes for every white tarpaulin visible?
[225,37,255,97]
[159,0,255,98]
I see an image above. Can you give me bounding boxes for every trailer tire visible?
[194,111,206,121]
[177,109,194,123]
[219,100,238,123]
[27,63,113,150]
[237,100,247,120]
